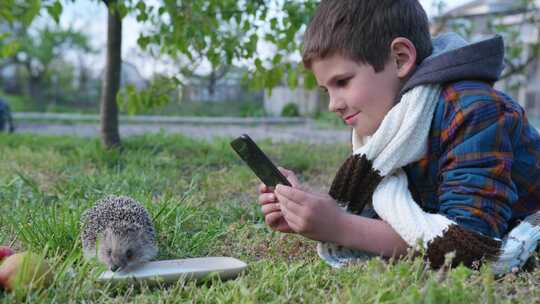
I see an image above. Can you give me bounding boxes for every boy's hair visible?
[302,0,433,72]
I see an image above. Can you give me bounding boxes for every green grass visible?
[0,133,539,303]
[1,93,34,112]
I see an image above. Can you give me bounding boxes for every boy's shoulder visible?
[438,80,523,117]
[432,80,527,145]
[440,80,519,108]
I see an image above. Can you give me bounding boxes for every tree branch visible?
[501,51,539,79]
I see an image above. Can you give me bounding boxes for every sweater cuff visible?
[425,224,501,269]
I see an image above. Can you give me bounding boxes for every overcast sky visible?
[54,0,473,78]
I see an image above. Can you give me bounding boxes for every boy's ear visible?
[390,37,417,79]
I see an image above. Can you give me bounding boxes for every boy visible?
[0,97,15,133]
[258,0,540,273]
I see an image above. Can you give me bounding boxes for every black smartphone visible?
[230,134,291,187]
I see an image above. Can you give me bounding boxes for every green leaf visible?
[271,53,282,65]
[136,12,148,22]
[303,71,317,90]
[287,67,298,88]
[137,35,150,50]
[136,0,146,11]
[46,1,63,24]
[115,2,129,19]
[158,6,166,16]
[264,33,276,44]
[270,17,278,30]
[254,58,263,70]
[0,40,20,58]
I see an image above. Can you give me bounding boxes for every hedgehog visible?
[80,195,158,272]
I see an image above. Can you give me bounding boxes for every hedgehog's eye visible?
[107,249,112,256]
[126,249,133,260]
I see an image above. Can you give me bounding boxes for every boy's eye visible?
[126,249,133,259]
[319,87,328,94]
[336,78,350,87]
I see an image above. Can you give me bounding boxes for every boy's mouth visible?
[344,112,360,124]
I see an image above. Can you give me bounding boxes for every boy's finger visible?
[258,193,276,205]
[287,176,301,188]
[261,203,281,215]
[266,211,285,226]
[280,204,302,230]
[277,167,300,187]
[259,183,274,193]
[277,194,304,216]
[275,185,317,206]
[277,166,291,175]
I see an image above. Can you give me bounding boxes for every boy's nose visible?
[328,95,345,113]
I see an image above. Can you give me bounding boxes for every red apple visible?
[0,251,53,292]
[0,246,14,263]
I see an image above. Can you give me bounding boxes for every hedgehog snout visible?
[110,249,132,271]
[108,255,126,272]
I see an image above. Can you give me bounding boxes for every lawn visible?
[0,133,539,303]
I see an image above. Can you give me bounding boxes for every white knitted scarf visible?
[317,84,458,267]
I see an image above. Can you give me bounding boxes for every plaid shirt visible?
[404,80,540,239]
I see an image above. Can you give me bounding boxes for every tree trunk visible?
[208,69,216,97]
[27,75,44,110]
[100,2,122,149]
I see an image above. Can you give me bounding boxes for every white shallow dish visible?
[98,257,247,285]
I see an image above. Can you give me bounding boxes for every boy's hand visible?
[258,167,299,233]
[275,184,345,243]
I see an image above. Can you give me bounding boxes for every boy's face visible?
[312,53,401,137]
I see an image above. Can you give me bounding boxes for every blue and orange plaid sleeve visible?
[434,81,524,238]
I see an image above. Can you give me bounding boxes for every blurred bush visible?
[281,102,299,117]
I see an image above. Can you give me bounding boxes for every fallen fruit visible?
[0,251,53,292]
[0,246,14,263]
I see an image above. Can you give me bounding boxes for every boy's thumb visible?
[278,167,300,188]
